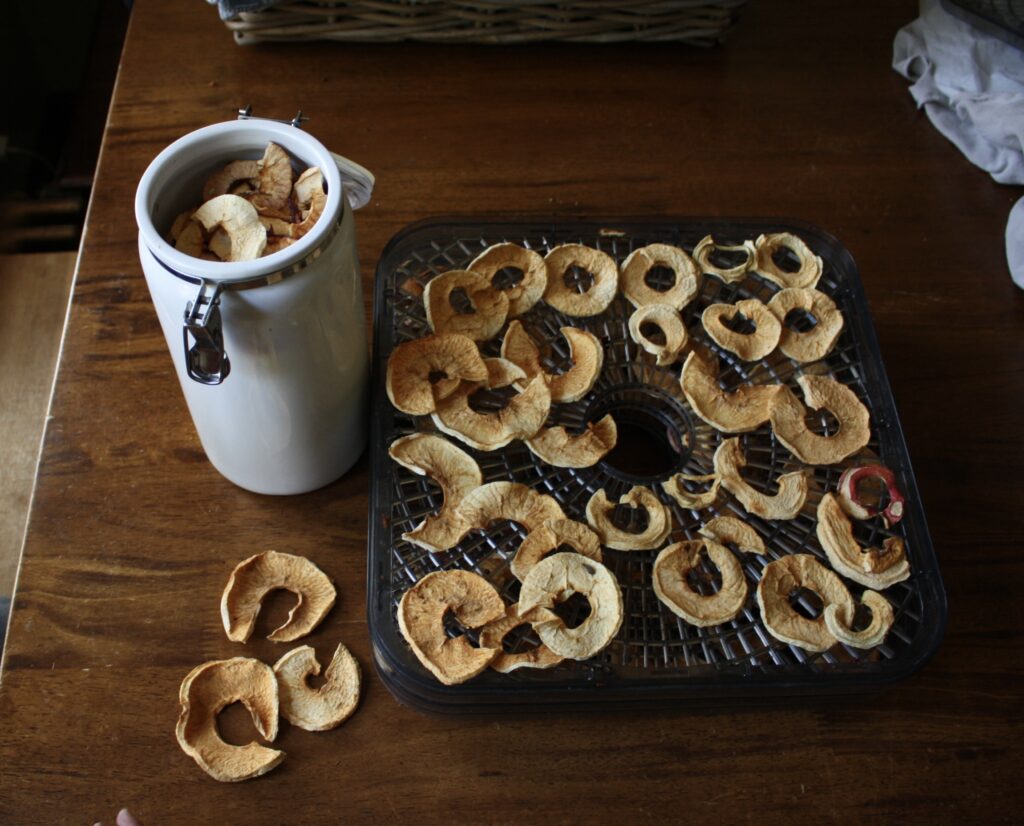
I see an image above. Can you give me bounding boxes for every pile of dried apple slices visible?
[384,232,913,685]
[176,551,361,782]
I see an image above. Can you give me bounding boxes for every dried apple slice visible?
[517,553,623,660]
[478,603,564,673]
[176,657,283,782]
[525,415,617,469]
[680,350,781,433]
[221,551,336,643]
[500,320,604,403]
[388,433,482,552]
[469,243,547,317]
[543,244,619,317]
[510,518,603,582]
[191,194,267,262]
[662,472,721,510]
[823,590,895,648]
[769,375,870,465]
[620,243,700,310]
[273,644,360,732]
[702,299,782,362]
[713,438,808,520]
[457,481,566,540]
[202,160,260,203]
[586,486,672,551]
[385,333,487,416]
[424,269,510,342]
[837,464,906,527]
[766,287,844,363]
[174,218,205,257]
[628,303,688,366]
[397,570,504,685]
[248,141,295,215]
[756,554,856,653]
[692,235,756,283]
[652,540,748,627]
[816,493,911,589]
[753,233,823,290]
[698,515,766,555]
[431,358,550,451]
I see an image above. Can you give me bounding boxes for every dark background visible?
[0,0,130,252]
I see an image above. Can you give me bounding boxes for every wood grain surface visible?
[2,1,1022,823]
[0,253,77,598]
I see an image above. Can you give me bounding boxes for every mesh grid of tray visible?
[368,220,945,703]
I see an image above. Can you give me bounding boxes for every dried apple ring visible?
[273,643,361,732]
[753,232,823,290]
[388,433,482,552]
[756,554,856,652]
[385,333,488,416]
[397,570,504,685]
[431,358,550,451]
[698,515,766,555]
[525,415,617,469]
[478,603,564,673]
[662,472,721,510]
[424,269,510,341]
[456,481,567,544]
[543,244,619,317]
[766,287,844,363]
[713,438,808,520]
[692,235,757,283]
[702,299,782,362]
[221,551,336,643]
[176,657,284,782]
[517,553,624,660]
[469,243,547,317]
[191,194,267,262]
[816,493,911,589]
[174,218,205,257]
[837,464,906,527]
[620,243,700,310]
[586,486,672,551]
[823,590,895,649]
[628,303,688,366]
[652,539,748,627]
[511,518,603,582]
[769,375,870,465]
[500,320,604,403]
[202,159,260,203]
[680,350,781,433]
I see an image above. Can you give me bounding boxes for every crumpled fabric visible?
[893,0,1024,287]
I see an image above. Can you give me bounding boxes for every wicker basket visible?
[221,1,748,47]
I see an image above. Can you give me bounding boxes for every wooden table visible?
[2,1,1022,822]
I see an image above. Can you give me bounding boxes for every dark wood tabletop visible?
[2,0,1022,822]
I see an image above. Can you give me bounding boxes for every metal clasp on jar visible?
[182,279,230,385]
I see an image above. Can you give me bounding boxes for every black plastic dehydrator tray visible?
[367,218,947,713]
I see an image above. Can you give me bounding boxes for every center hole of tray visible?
[585,384,694,483]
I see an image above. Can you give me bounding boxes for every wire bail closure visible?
[182,279,230,385]
[236,104,309,129]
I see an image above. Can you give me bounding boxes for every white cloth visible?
[893,0,1024,287]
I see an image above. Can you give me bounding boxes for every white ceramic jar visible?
[134,119,371,495]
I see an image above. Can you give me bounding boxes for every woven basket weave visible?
[222,1,748,46]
